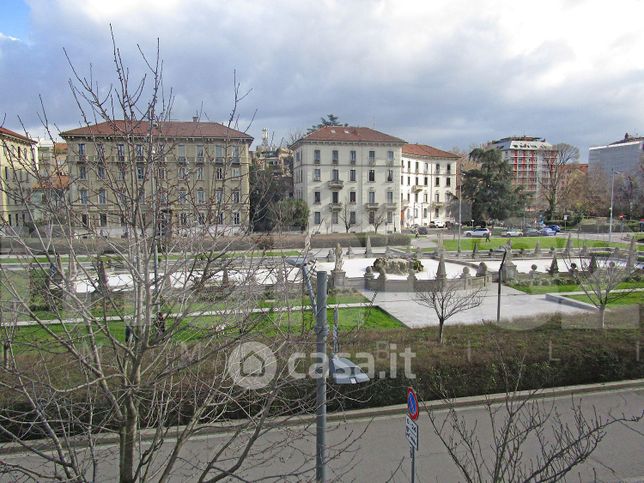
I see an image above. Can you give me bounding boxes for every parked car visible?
[538,227,557,236]
[523,228,541,237]
[464,227,491,238]
[431,220,446,228]
[501,228,523,237]
[547,224,561,233]
[416,226,428,235]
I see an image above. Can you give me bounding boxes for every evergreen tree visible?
[462,148,528,224]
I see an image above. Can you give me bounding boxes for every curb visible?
[1,378,642,456]
[545,293,597,310]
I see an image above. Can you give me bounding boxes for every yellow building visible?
[60,120,253,237]
[0,127,37,232]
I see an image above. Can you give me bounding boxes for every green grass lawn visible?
[510,281,644,294]
[564,291,644,307]
[439,236,642,252]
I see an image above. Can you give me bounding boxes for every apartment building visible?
[60,120,253,237]
[488,136,556,205]
[0,127,37,232]
[291,126,405,233]
[400,144,459,227]
[589,133,644,175]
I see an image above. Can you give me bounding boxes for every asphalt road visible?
[2,384,643,482]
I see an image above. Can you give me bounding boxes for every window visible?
[118,164,126,180]
[332,191,339,203]
[435,177,440,187]
[387,169,393,182]
[216,167,224,180]
[314,212,321,225]
[79,165,87,180]
[368,170,375,182]
[178,166,187,179]
[332,169,339,181]
[197,213,205,225]
[331,212,339,224]
[99,213,107,227]
[97,164,105,180]
[368,211,375,224]
[368,151,375,164]
[178,144,186,162]
[216,212,224,224]
[386,211,393,223]
[180,212,188,226]
[435,193,440,202]
[350,150,357,165]
[135,144,143,161]
[424,176,428,186]
[98,189,106,205]
[447,163,451,173]
[349,211,356,224]
[196,166,203,180]
[158,167,166,180]
[332,150,339,164]
[387,150,394,163]
[196,144,204,162]
[232,167,241,178]
[215,189,223,203]
[415,162,419,173]
[232,145,240,163]
[81,214,89,227]
[313,169,321,181]
[97,143,105,161]
[117,144,125,162]
[233,212,241,225]
[446,177,451,187]
[197,189,205,204]
[314,149,321,164]
[232,190,240,203]
[435,208,439,218]
[215,144,224,163]
[349,191,356,203]
[368,191,375,204]
[4,167,8,180]
[179,190,187,204]
[78,143,86,160]
[386,191,393,203]
[350,169,356,182]
[314,191,321,204]
[137,165,145,181]
[435,163,440,174]
[80,189,88,205]
[415,177,419,186]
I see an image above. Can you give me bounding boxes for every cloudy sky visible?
[1,0,643,161]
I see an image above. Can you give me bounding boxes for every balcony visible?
[327,179,344,189]
[384,203,397,210]
[365,202,379,210]
[329,202,342,211]
[412,184,424,192]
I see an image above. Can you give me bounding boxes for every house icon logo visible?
[228,342,277,389]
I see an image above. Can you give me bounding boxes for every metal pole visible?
[411,447,416,483]
[608,169,615,243]
[458,182,462,254]
[315,271,328,482]
[496,249,507,325]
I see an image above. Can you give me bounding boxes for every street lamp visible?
[608,168,617,243]
[457,182,462,254]
[496,247,507,325]
[285,259,369,482]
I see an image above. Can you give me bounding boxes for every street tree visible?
[424,358,644,482]
[462,148,528,224]
[0,33,328,482]
[338,201,355,233]
[415,275,484,344]
[370,205,388,234]
[539,143,580,220]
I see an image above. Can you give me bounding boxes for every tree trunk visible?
[438,319,445,344]
[599,306,606,329]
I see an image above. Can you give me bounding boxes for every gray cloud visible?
[1,0,643,161]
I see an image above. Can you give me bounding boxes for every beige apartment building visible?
[0,127,37,233]
[400,144,459,228]
[60,120,253,237]
[291,126,405,233]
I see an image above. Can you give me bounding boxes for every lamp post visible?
[496,248,507,325]
[458,182,462,253]
[286,259,369,482]
[608,168,616,243]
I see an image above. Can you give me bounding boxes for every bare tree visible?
[424,357,644,482]
[564,251,639,328]
[415,278,484,344]
[539,143,580,220]
[338,201,354,233]
[371,205,388,234]
[0,32,335,482]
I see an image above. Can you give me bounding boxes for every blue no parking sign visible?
[407,387,419,420]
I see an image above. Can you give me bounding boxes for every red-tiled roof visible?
[0,127,36,144]
[33,174,71,190]
[403,143,459,159]
[298,126,406,144]
[60,120,253,141]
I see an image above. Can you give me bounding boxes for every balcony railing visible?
[412,184,424,192]
[365,202,379,210]
[329,202,342,211]
[327,179,344,189]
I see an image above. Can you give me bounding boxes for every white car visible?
[430,220,446,228]
[502,229,523,237]
[464,227,491,238]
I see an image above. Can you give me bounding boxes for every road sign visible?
[407,387,419,420]
[405,415,418,450]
